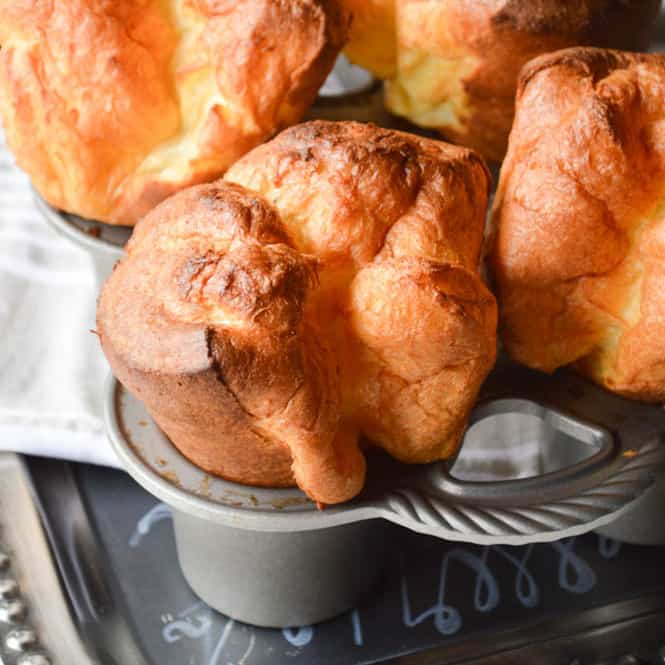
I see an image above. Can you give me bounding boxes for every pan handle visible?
[376,396,665,542]
[424,399,617,507]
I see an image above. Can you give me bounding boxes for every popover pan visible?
[105,356,665,627]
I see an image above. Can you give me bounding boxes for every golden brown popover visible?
[0,0,348,225]
[341,0,660,162]
[490,48,665,402]
[97,121,497,504]
[342,0,396,79]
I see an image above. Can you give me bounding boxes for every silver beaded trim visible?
[0,546,52,665]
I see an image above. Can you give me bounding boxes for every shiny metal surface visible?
[0,453,94,665]
[24,459,152,665]
[16,655,52,665]
[22,457,665,663]
[0,600,27,625]
[595,477,665,544]
[5,629,38,652]
[0,580,19,601]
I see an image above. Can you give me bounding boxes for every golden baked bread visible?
[342,0,396,79]
[97,121,497,504]
[0,0,348,225]
[341,0,660,162]
[490,48,665,402]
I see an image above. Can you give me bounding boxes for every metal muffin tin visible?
[34,170,665,627]
[106,354,665,627]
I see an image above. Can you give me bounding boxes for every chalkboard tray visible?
[22,456,665,665]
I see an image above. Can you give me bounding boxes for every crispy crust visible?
[371,0,661,162]
[0,0,349,224]
[98,121,497,504]
[490,47,665,402]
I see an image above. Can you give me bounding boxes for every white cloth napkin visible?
[0,133,119,467]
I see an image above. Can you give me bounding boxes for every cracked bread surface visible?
[0,0,348,224]
[490,48,665,402]
[98,121,497,504]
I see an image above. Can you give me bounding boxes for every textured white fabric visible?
[0,133,119,467]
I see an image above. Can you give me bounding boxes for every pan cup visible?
[173,515,387,628]
[106,376,390,628]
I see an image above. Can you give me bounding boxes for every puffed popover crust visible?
[0,0,348,225]
[97,121,497,505]
[340,0,660,162]
[341,0,396,79]
[490,48,665,402]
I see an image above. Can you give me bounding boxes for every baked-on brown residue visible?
[0,0,349,225]
[97,121,497,505]
[490,48,665,403]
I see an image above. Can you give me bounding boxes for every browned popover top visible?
[0,0,348,225]
[98,121,497,504]
[339,0,660,161]
[490,48,665,402]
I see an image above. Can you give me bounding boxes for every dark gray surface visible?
[68,463,665,665]
[172,513,388,627]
